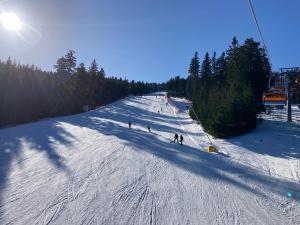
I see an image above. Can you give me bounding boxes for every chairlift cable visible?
[247,0,270,61]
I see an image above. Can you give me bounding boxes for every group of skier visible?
[170,133,184,145]
[128,96,185,145]
[128,121,184,145]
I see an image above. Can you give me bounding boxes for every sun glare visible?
[1,13,22,31]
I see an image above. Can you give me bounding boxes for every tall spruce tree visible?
[65,50,77,75]
[226,36,239,60]
[215,52,226,77]
[54,57,68,76]
[211,52,217,76]
[54,50,77,76]
[242,38,271,108]
[77,63,86,75]
[188,51,200,78]
[99,68,106,78]
[76,62,95,107]
[201,52,212,80]
[89,59,98,76]
[186,51,200,100]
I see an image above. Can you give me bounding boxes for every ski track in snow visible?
[0,93,300,225]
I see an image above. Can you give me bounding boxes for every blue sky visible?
[0,0,299,82]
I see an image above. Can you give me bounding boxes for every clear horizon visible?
[1,0,299,82]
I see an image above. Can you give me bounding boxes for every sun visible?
[1,13,22,31]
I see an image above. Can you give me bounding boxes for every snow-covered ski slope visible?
[0,93,299,225]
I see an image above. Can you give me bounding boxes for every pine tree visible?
[186,51,200,100]
[65,50,77,75]
[241,38,271,109]
[226,36,239,60]
[201,52,212,80]
[77,63,86,75]
[54,57,67,76]
[54,50,77,76]
[211,52,217,76]
[188,51,200,78]
[89,59,98,76]
[99,68,106,78]
[215,52,226,77]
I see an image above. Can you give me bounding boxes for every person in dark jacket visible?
[128,121,131,128]
[147,125,151,132]
[179,135,184,145]
[170,133,179,143]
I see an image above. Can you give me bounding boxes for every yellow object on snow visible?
[208,145,217,153]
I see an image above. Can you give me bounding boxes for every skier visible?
[157,110,160,114]
[170,133,179,143]
[179,135,184,145]
[128,121,131,128]
[161,107,162,111]
[147,125,151,132]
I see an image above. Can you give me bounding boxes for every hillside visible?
[0,94,299,225]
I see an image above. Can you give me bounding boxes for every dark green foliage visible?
[215,52,226,80]
[54,50,77,76]
[99,68,105,78]
[171,37,271,138]
[226,36,239,59]
[166,76,186,97]
[185,76,194,100]
[186,51,200,100]
[199,82,256,138]
[188,51,200,78]
[200,52,211,80]
[232,38,271,109]
[191,37,271,137]
[89,59,98,76]
[211,52,217,76]
[0,51,163,127]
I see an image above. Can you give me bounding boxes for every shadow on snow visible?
[70,96,300,202]
[0,95,299,218]
[227,119,300,160]
[0,119,73,218]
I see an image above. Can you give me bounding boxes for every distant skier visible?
[170,133,179,143]
[157,110,160,114]
[179,135,184,145]
[161,107,162,111]
[128,121,131,128]
[147,125,151,132]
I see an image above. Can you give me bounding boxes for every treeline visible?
[166,37,271,138]
[165,76,186,97]
[0,50,163,127]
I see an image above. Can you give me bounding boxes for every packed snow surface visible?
[0,93,299,225]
